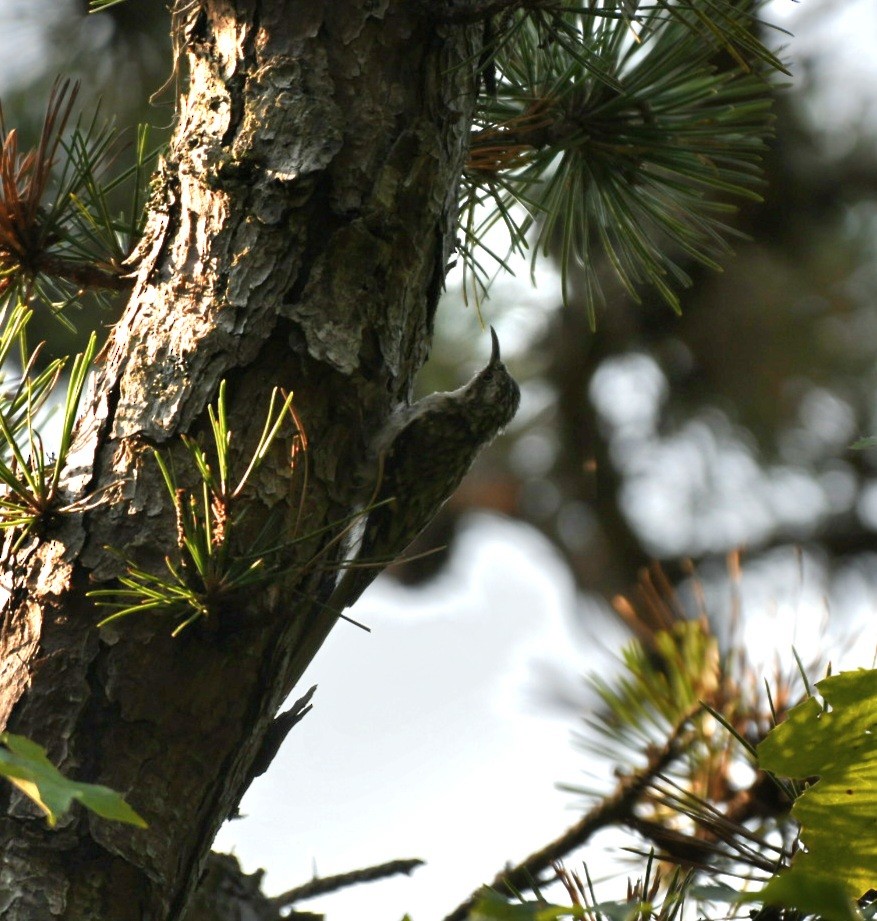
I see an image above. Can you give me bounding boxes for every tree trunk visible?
[0,2,481,917]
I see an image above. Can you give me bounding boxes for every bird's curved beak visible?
[489,326,501,363]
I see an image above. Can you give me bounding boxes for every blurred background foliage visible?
[1,0,875,643]
[426,1,877,644]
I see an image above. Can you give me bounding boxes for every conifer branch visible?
[0,79,153,310]
[443,720,693,921]
[31,255,133,292]
[460,6,779,319]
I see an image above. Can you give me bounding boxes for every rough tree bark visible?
[0,2,485,917]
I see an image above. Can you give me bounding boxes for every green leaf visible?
[741,869,862,921]
[0,732,147,828]
[472,890,579,921]
[757,669,877,899]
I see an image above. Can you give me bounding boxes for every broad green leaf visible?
[757,669,877,899]
[0,732,147,828]
[740,869,861,921]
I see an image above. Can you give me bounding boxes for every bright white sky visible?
[215,520,602,920]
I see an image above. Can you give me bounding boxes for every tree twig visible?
[269,858,425,909]
[38,255,135,292]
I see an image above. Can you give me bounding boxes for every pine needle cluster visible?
[0,77,152,322]
[460,1,785,322]
[89,382,309,635]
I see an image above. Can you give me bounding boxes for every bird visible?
[328,326,520,612]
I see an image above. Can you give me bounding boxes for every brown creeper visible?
[330,327,520,611]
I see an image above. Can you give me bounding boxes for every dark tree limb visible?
[0,3,487,919]
[181,852,424,921]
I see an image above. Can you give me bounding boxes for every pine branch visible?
[0,79,78,273]
[442,720,693,921]
[624,814,778,874]
[33,255,133,292]
[0,80,154,312]
[460,4,779,320]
